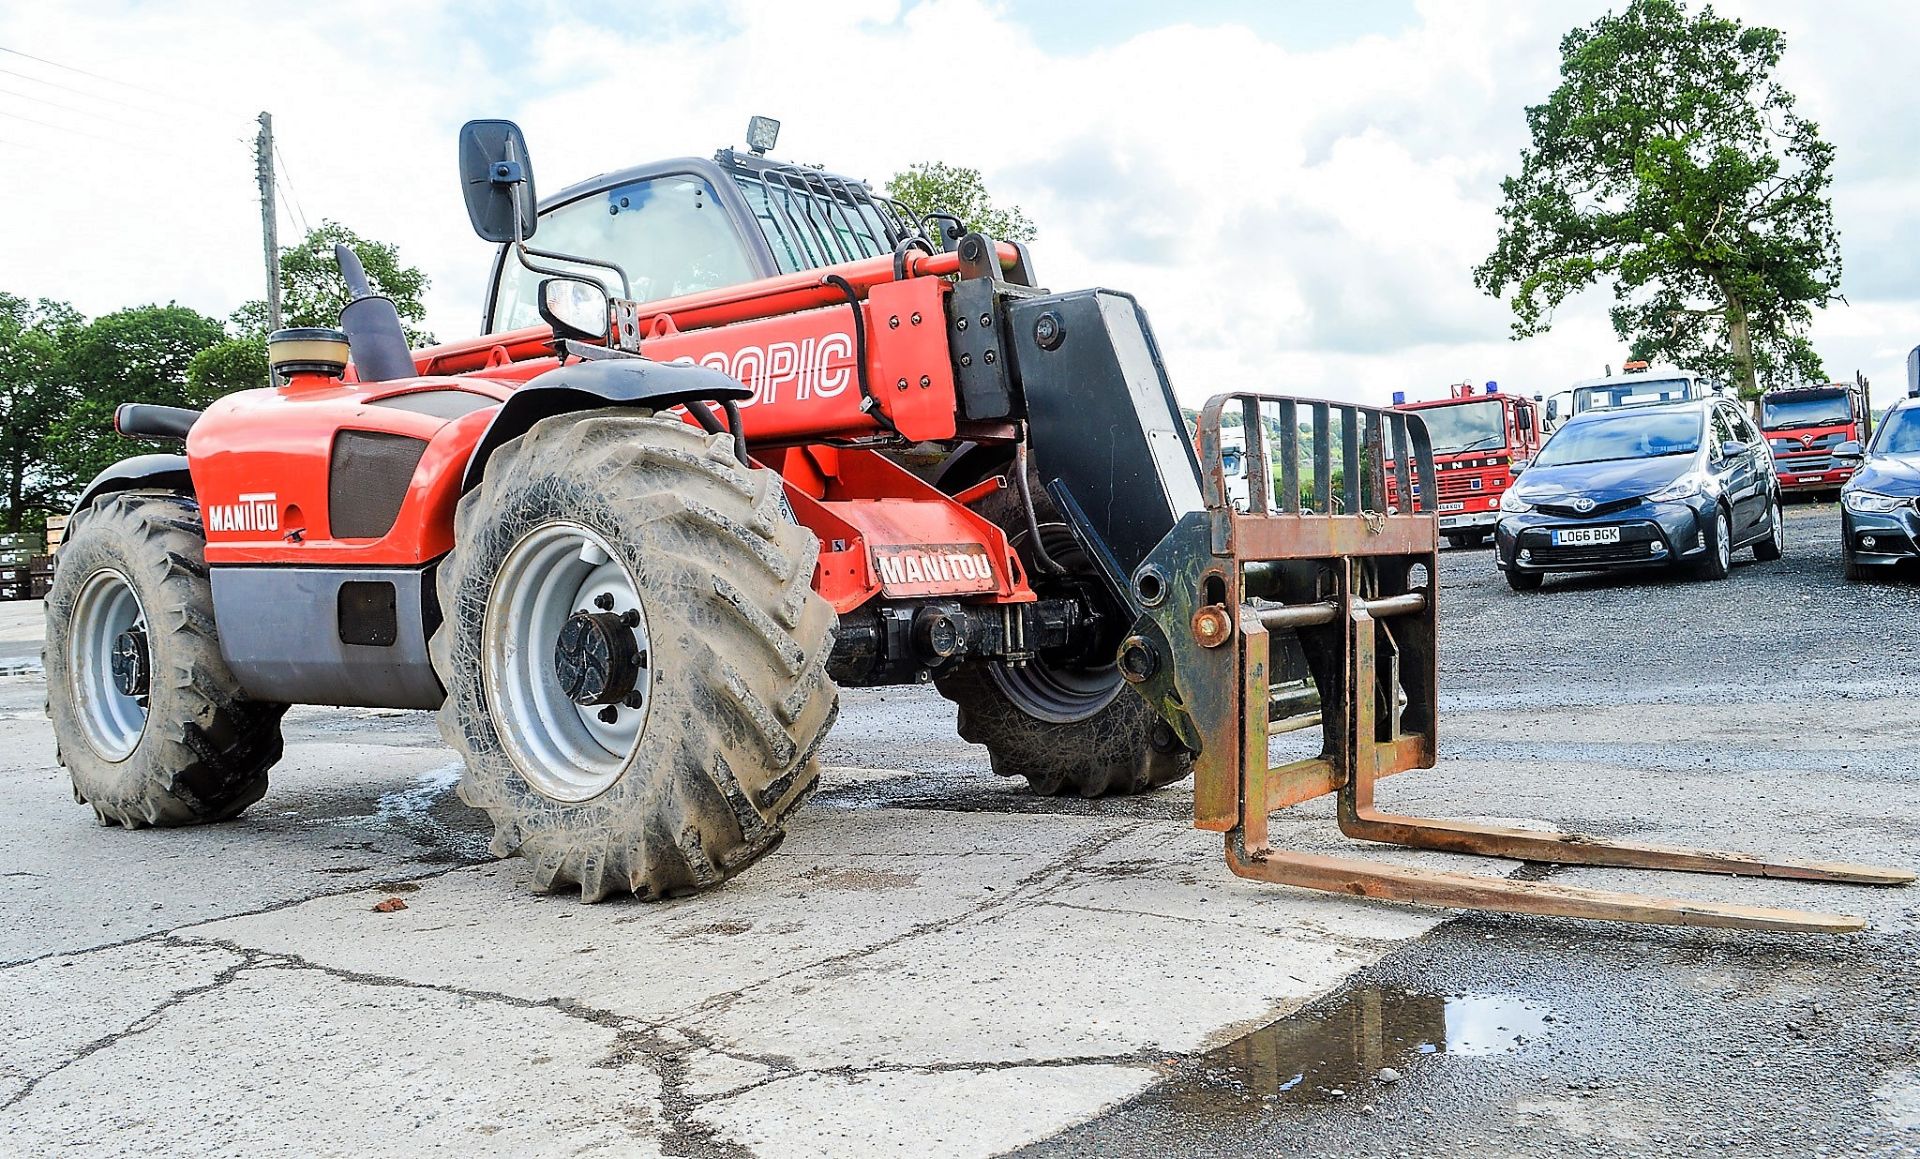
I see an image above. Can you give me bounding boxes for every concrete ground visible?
[1,502,1915,1157]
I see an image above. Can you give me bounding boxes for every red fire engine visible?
[1761,377,1872,496]
[1391,382,1543,547]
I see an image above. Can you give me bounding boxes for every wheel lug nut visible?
[620,609,640,627]
[623,692,645,709]
[594,593,615,611]
[598,705,619,724]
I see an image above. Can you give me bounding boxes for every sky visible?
[3,0,1919,410]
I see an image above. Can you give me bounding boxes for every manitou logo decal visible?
[872,543,997,596]
[207,492,279,534]
[672,333,856,407]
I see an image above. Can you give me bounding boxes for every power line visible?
[274,144,311,235]
[0,43,245,121]
[0,106,176,157]
[0,64,234,130]
[0,82,181,131]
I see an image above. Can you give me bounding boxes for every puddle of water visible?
[335,763,492,863]
[1165,984,1551,1111]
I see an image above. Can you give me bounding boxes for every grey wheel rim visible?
[483,522,653,802]
[1717,511,1732,571]
[68,567,148,762]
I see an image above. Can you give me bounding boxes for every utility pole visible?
[255,111,281,333]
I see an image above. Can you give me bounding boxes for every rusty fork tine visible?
[1225,836,1868,933]
[1336,810,1915,886]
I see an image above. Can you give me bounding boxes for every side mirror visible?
[458,119,537,244]
[1509,459,1528,475]
[538,278,610,342]
[1719,440,1746,460]
[1833,440,1864,461]
[1545,398,1559,421]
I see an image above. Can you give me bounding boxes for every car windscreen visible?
[1575,379,1693,411]
[1871,406,1920,455]
[1761,389,1851,431]
[1415,399,1506,455]
[1533,410,1703,467]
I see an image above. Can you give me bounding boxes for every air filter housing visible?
[268,327,350,379]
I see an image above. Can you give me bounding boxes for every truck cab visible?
[1760,380,1871,496]
[1390,382,1543,547]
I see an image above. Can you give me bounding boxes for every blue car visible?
[1835,396,1920,581]
[1493,399,1783,592]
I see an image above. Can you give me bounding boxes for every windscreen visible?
[1534,409,1703,467]
[1575,378,1694,412]
[1871,406,1920,455]
[1761,388,1852,431]
[491,174,755,332]
[1418,399,1507,455]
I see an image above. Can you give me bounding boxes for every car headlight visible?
[1843,490,1908,515]
[1499,489,1533,513]
[1646,473,1709,503]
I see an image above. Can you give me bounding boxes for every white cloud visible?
[4,0,1918,407]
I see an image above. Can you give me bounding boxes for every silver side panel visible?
[210,566,445,709]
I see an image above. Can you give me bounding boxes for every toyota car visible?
[1493,400,1783,591]
[1835,396,1920,580]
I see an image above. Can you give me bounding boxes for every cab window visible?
[490,174,756,332]
[1710,407,1740,455]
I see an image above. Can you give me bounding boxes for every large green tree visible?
[1474,0,1840,399]
[0,295,83,532]
[886,162,1036,246]
[193,220,436,395]
[50,304,228,496]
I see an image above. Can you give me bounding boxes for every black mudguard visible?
[462,357,754,490]
[71,453,196,516]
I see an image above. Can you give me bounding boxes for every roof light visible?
[1392,391,1407,406]
[746,115,781,155]
[1623,360,1649,373]
[1485,381,1499,394]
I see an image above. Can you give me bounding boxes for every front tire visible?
[44,491,286,827]
[432,411,839,901]
[1504,567,1543,592]
[1694,507,1733,581]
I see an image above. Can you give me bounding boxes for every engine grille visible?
[329,430,429,539]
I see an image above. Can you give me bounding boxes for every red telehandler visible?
[44,119,1909,930]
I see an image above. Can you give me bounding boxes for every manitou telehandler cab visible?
[45,118,1908,931]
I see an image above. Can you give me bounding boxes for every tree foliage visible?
[885,162,1036,245]
[1473,0,1840,399]
[230,220,433,346]
[48,304,229,497]
[0,295,83,532]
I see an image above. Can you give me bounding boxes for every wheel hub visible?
[110,627,150,699]
[555,608,647,708]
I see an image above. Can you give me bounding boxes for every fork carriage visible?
[1125,391,1909,933]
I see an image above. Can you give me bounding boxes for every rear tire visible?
[44,491,285,827]
[932,459,1190,798]
[432,411,839,901]
[1753,494,1784,562]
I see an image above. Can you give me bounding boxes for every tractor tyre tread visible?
[43,490,285,827]
[432,411,839,902]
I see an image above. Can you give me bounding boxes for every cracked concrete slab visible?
[0,952,662,1157]
[693,1065,1156,1159]
[0,940,243,1105]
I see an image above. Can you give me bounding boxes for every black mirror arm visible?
[515,243,630,300]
